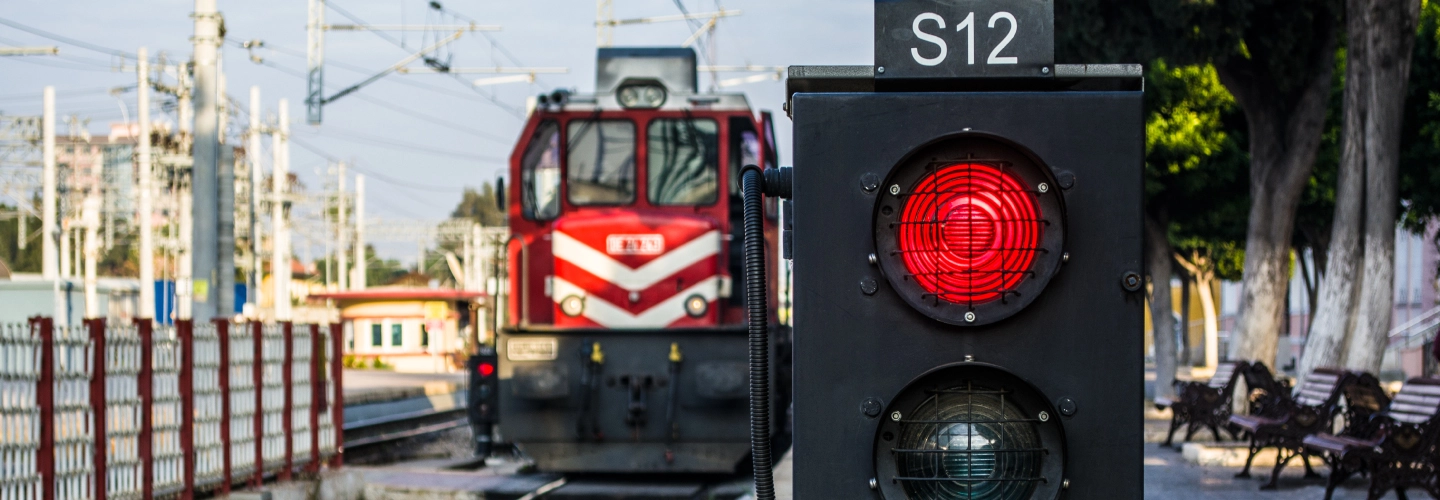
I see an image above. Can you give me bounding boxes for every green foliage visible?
[0,205,42,273]
[1143,61,1251,250]
[451,181,506,228]
[1401,0,1440,232]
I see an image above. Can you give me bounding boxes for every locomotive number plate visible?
[508,338,559,361]
[606,234,665,255]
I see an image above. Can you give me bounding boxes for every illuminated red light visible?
[478,362,496,378]
[897,162,1043,305]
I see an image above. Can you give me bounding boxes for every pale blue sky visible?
[0,0,872,263]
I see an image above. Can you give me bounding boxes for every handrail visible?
[1387,305,1440,350]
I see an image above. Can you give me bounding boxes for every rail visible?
[1,318,344,500]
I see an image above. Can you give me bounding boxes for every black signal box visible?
[787,68,1144,499]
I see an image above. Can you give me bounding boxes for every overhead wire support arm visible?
[599,9,740,27]
[313,30,464,110]
[323,24,499,32]
[0,46,59,56]
[397,67,567,74]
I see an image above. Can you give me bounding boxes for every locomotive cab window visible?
[520,120,561,220]
[648,118,719,205]
[567,119,637,206]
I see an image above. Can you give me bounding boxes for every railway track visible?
[341,389,471,462]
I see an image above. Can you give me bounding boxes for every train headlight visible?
[684,294,709,318]
[618,83,667,109]
[560,295,585,317]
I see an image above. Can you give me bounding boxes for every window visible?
[420,324,430,348]
[648,119,719,205]
[521,121,562,220]
[728,117,761,198]
[371,323,382,348]
[392,324,404,348]
[567,120,636,205]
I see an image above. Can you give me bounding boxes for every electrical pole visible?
[353,174,365,290]
[82,195,99,318]
[138,48,155,320]
[307,0,326,124]
[42,86,56,280]
[336,161,348,291]
[248,86,262,315]
[272,99,291,321]
[191,0,223,320]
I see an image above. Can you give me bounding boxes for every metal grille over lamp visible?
[875,365,1066,500]
[874,134,1066,326]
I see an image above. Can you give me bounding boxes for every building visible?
[309,288,483,373]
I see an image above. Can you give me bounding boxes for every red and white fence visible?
[10,318,345,500]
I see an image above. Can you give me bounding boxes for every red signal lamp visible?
[874,133,1066,326]
[477,361,496,378]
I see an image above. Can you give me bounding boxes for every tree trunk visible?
[1346,0,1421,373]
[1301,0,1370,377]
[1217,33,1338,368]
[1147,212,1179,401]
[1196,271,1220,368]
[1181,271,1194,366]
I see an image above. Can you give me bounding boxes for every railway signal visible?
[779,0,1145,497]
[467,346,500,456]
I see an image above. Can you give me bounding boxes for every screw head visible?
[964,354,975,362]
[963,311,976,323]
[861,398,883,418]
[1063,479,1071,489]
[869,477,878,490]
[1038,183,1049,193]
[1038,411,1050,422]
[877,66,886,74]
[1062,252,1070,263]
[891,411,902,422]
[1122,272,1143,292]
[889,184,901,195]
[868,253,878,265]
[860,277,878,295]
[1058,397,1078,417]
[1041,66,1051,75]
[860,172,880,192]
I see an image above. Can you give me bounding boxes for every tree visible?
[1301,0,1424,376]
[1061,0,1345,368]
[1141,60,1250,395]
[451,181,506,227]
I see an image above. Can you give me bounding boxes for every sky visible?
[0,0,873,265]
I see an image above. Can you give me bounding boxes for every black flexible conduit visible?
[742,164,790,500]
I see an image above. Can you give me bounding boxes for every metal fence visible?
[11,318,344,500]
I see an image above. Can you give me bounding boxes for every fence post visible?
[309,323,321,473]
[34,317,54,500]
[177,319,195,500]
[330,322,344,468]
[251,321,263,488]
[281,322,294,480]
[217,320,231,494]
[137,319,153,500]
[86,318,107,500]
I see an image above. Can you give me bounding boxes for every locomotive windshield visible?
[567,119,637,205]
[647,118,719,205]
[520,120,561,220]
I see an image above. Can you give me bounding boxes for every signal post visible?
[783,0,1144,498]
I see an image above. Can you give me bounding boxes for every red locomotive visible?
[494,47,788,473]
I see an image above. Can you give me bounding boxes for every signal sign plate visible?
[875,0,1054,79]
[507,338,558,361]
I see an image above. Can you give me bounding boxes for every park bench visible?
[1229,368,1354,489]
[1155,361,1248,447]
[1303,377,1440,500]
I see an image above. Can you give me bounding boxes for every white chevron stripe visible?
[553,276,719,328]
[552,230,721,291]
